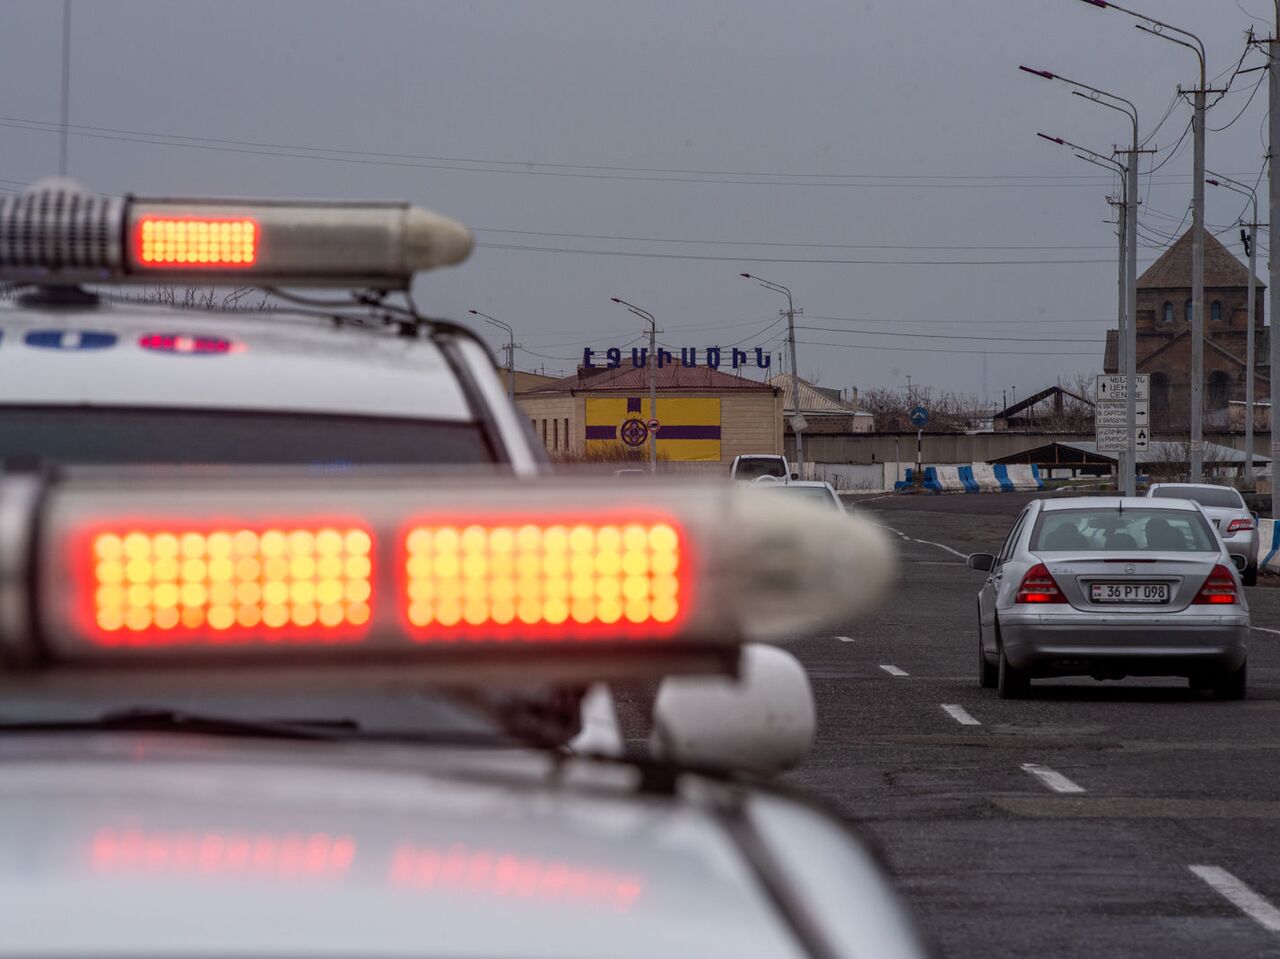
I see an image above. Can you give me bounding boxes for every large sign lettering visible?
[582,347,771,370]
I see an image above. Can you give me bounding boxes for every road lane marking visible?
[941,704,981,726]
[835,635,856,643]
[1189,866,1280,933]
[1251,625,1280,637]
[880,524,966,559]
[879,665,909,677]
[1020,763,1085,794]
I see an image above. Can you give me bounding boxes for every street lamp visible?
[741,273,803,471]
[1079,0,1211,480]
[467,310,518,401]
[1024,65,1143,495]
[1207,173,1261,485]
[609,297,659,472]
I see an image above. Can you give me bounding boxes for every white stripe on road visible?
[1020,763,1085,794]
[881,524,967,559]
[941,704,981,726]
[835,635,856,643]
[1251,625,1280,637]
[1189,865,1280,934]
[879,665,909,677]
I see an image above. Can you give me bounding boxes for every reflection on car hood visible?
[0,735,804,958]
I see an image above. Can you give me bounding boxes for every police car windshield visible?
[0,406,493,468]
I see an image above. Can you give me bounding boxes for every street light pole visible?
[59,0,71,176]
[468,310,518,401]
[741,273,803,471]
[1080,1,1210,479]
[1207,173,1261,485]
[610,297,659,472]
[1026,66,1145,495]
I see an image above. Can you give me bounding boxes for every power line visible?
[476,242,1155,266]
[796,325,1098,343]
[795,338,1098,356]
[0,115,1252,190]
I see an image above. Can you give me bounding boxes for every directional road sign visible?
[1095,400,1149,428]
[909,406,929,428]
[1095,374,1149,402]
[1096,425,1150,453]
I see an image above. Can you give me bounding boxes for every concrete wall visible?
[788,431,1278,466]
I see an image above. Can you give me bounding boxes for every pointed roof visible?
[765,374,861,416]
[1137,228,1265,290]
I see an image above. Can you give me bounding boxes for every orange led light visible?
[88,526,373,644]
[402,518,685,640]
[90,829,356,879]
[135,216,258,267]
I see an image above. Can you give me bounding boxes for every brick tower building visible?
[1104,228,1269,430]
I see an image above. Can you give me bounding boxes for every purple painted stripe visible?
[626,397,642,414]
[656,426,721,440]
[585,426,617,440]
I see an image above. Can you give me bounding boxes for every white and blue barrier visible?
[1259,518,1280,574]
[895,462,1044,494]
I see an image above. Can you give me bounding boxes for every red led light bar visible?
[135,216,258,267]
[399,513,690,642]
[89,829,356,878]
[388,843,643,910]
[138,333,242,355]
[78,522,374,646]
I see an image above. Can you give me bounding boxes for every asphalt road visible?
[791,492,1280,959]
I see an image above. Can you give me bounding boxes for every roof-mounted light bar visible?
[0,179,473,290]
[0,472,895,686]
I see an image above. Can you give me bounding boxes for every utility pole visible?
[742,273,804,470]
[1272,2,1280,517]
[467,310,519,401]
[1207,172,1263,486]
[610,297,660,472]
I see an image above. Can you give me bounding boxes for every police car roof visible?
[2,736,828,958]
[0,301,472,422]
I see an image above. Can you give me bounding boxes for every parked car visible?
[967,496,1249,700]
[1147,483,1259,585]
[760,480,844,512]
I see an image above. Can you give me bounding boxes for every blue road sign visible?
[909,406,929,428]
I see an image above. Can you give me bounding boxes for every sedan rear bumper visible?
[1000,614,1248,676]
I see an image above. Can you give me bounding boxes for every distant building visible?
[766,374,875,436]
[516,363,782,467]
[1104,228,1269,430]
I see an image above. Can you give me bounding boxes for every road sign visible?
[909,406,929,428]
[1095,374,1149,401]
[646,418,661,433]
[1095,400,1149,428]
[1096,425,1150,453]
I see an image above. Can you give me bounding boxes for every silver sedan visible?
[967,497,1249,700]
[1147,483,1259,586]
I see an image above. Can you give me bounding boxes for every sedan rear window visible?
[734,458,786,480]
[1032,508,1217,552]
[763,486,843,511]
[1151,485,1245,509]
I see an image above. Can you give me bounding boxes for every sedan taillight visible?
[1193,564,1239,605]
[1226,518,1255,534]
[1016,563,1067,604]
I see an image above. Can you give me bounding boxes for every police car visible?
[0,180,925,957]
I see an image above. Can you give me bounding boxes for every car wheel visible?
[1243,565,1258,588]
[997,633,1030,700]
[978,612,998,689]
[1213,661,1247,701]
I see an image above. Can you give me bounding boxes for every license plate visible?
[1090,583,1169,604]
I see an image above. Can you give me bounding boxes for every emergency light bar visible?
[0,472,894,684]
[0,180,473,290]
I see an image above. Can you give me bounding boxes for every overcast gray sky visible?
[1,0,1273,402]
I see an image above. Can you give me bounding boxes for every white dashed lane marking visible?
[1251,625,1280,637]
[879,665,909,677]
[880,524,968,559]
[1020,763,1085,794]
[941,704,981,726]
[1189,866,1280,934]
[835,636,856,643]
